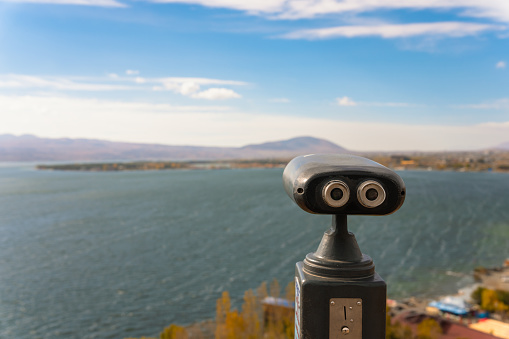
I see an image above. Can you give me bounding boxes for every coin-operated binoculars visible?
[283,154,406,339]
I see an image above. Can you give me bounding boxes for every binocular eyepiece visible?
[283,153,405,215]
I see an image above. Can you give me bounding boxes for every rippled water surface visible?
[1,165,508,338]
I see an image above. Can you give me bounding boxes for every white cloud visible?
[158,77,247,87]
[4,0,509,25]
[0,74,131,91]
[456,98,509,109]
[126,69,140,75]
[496,61,506,69]
[337,96,412,107]
[143,0,509,24]
[3,94,507,151]
[365,102,411,107]
[149,0,285,14]
[337,96,357,106]
[281,22,502,40]
[155,77,246,99]
[191,88,241,100]
[0,0,125,7]
[0,74,246,100]
[270,97,290,103]
[161,79,201,95]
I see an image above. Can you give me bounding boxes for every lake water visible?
[1,165,508,338]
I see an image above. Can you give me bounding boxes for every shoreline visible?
[35,157,509,173]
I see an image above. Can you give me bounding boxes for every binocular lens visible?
[322,180,350,208]
[330,188,344,201]
[357,180,385,208]
[366,188,378,201]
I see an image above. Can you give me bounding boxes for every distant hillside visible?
[0,134,349,162]
[496,141,509,150]
[240,136,346,158]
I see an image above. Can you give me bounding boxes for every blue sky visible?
[0,0,508,151]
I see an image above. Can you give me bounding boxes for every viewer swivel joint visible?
[283,154,406,339]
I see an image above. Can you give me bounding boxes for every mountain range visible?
[2,134,508,162]
[0,134,347,162]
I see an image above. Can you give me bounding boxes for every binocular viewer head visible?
[283,154,406,215]
[287,154,406,339]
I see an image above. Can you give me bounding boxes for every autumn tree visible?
[416,318,442,339]
[482,289,509,314]
[138,280,296,339]
[224,308,245,339]
[283,281,295,339]
[241,289,262,339]
[215,291,232,339]
[265,279,283,338]
[160,324,188,339]
[497,290,509,305]
[270,279,280,299]
[257,281,268,300]
[385,307,413,339]
[284,281,295,304]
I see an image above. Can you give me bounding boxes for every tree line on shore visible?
[127,279,294,339]
[127,278,481,339]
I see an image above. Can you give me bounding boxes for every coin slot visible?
[330,298,362,339]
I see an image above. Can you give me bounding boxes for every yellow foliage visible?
[256,281,268,300]
[416,318,441,339]
[242,289,262,339]
[263,279,294,339]
[160,324,188,339]
[212,281,294,339]
[215,291,232,339]
[284,281,295,304]
[270,279,280,299]
[477,288,509,315]
[482,289,499,312]
[137,281,295,339]
[224,309,245,339]
[385,307,413,339]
